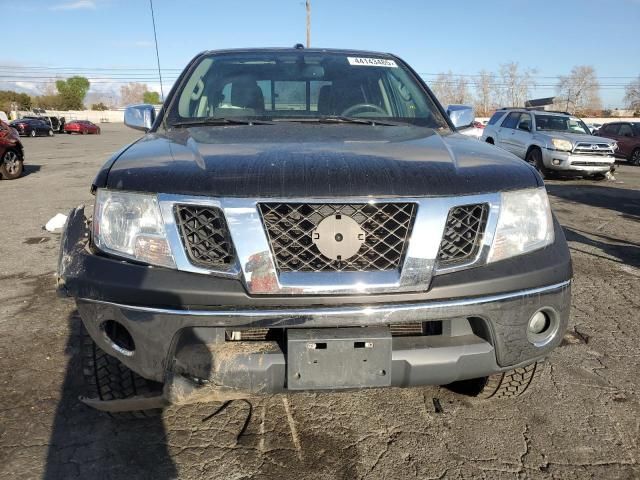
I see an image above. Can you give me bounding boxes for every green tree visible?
[0,90,32,112]
[56,76,91,110]
[143,91,161,104]
[91,102,109,111]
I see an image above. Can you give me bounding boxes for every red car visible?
[596,122,640,166]
[0,120,25,180]
[64,120,101,135]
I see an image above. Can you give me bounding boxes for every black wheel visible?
[486,138,494,145]
[81,324,163,418]
[446,362,539,399]
[592,173,607,181]
[30,129,36,137]
[630,148,640,166]
[0,149,23,180]
[526,148,550,179]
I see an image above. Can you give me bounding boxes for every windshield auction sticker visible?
[347,57,398,68]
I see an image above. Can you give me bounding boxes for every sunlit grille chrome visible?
[175,205,234,268]
[573,142,614,156]
[437,203,488,267]
[259,203,416,272]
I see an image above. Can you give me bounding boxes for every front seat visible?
[230,78,265,113]
[317,85,335,115]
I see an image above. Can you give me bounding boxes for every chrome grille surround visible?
[258,202,416,273]
[572,142,615,156]
[157,193,502,295]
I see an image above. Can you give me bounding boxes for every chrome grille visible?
[570,161,613,167]
[437,203,488,267]
[259,203,416,272]
[573,142,614,156]
[175,205,234,268]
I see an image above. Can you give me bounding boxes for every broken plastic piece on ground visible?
[45,213,68,232]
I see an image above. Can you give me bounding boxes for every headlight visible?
[93,189,175,268]
[550,138,573,151]
[488,187,554,263]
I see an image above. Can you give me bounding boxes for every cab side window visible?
[618,124,633,137]
[603,124,620,135]
[501,112,520,129]
[487,111,505,125]
[517,113,531,131]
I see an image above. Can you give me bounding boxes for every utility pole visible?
[306,0,311,48]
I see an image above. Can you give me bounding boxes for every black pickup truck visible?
[57,48,572,417]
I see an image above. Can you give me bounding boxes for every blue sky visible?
[2,0,639,107]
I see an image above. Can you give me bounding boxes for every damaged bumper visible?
[59,206,572,406]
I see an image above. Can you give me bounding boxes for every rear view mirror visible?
[446,104,474,130]
[124,104,156,132]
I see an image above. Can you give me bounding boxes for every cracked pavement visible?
[0,125,639,479]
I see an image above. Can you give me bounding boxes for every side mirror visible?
[446,104,474,130]
[124,104,156,132]
[518,124,530,132]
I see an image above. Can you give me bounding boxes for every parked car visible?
[595,122,640,166]
[21,115,63,132]
[64,120,100,135]
[9,118,54,137]
[0,120,25,179]
[57,47,572,417]
[482,108,617,179]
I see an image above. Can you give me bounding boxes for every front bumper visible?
[59,205,572,401]
[76,281,570,394]
[542,149,615,174]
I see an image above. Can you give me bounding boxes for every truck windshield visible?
[535,114,591,135]
[166,51,449,129]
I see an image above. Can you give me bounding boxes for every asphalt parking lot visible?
[0,123,639,479]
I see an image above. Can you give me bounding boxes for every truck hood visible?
[104,124,540,197]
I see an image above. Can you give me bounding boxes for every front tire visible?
[446,362,539,399]
[526,148,551,179]
[81,324,163,418]
[630,148,640,166]
[48,129,54,136]
[0,149,23,180]
[30,130,36,137]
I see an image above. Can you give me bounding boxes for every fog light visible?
[552,159,562,166]
[528,311,550,334]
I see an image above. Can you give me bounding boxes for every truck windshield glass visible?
[168,52,449,129]
[535,115,590,135]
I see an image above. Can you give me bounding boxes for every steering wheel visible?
[341,103,388,117]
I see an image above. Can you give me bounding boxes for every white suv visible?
[481,109,617,179]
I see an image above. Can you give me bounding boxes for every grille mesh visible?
[175,205,234,268]
[259,203,416,272]
[437,203,488,267]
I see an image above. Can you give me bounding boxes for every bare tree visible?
[430,71,470,106]
[498,62,537,107]
[556,65,602,114]
[474,70,497,116]
[120,82,149,106]
[624,75,640,111]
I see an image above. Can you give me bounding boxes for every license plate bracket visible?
[287,327,392,390]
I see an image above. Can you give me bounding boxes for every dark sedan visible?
[64,120,100,135]
[596,122,640,166]
[9,119,54,137]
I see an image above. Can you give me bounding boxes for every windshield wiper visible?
[276,116,403,126]
[172,117,273,127]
